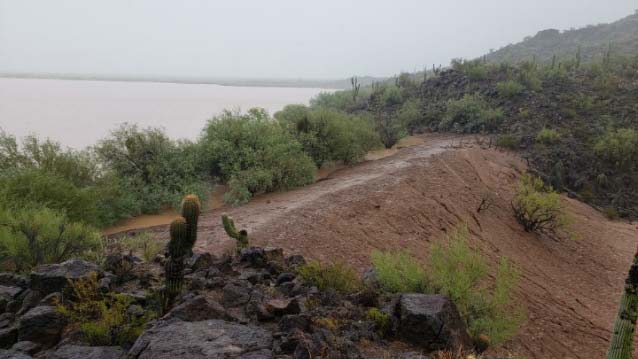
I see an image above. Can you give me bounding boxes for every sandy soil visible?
[118,134,636,358]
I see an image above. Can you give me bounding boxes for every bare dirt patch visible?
[131,134,635,358]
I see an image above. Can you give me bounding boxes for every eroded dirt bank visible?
[140,134,635,358]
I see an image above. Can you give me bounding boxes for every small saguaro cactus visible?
[181,194,201,252]
[222,215,249,253]
[606,250,638,359]
[163,217,189,311]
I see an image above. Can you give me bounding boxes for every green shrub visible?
[201,108,316,205]
[452,59,489,81]
[381,86,404,107]
[298,261,361,294]
[275,105,381,166]
[496,134,520,149]
[0,207,102,272]
[427,225,524,345]
[511,174,564,233]
[57,273,155,346]
[439,94,504,133]
[370,250,426,293]
[496,80,525,98]
[594,128,638,170]
[366,307,391,335]
[604,207,620,220]
[95,124,209,214]
[373,112,407,149]
[535,128,561,145]
[397,99,423,134]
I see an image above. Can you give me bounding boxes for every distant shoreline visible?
[0,73,355,90]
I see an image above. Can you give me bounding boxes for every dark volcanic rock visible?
[0,326,17,349]
[10,341,40,356]
[222,281,252,307]
[0,286,23,302]
[128,319,273,359]
[30,260,101,295]
[43,345,123,359]
[187,253,215,272]
[395,294,471,352]
[0,349,31,359]
[165,295,228,322]
[0,274,29,289]
[17,306,66,348]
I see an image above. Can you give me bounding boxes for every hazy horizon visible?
[0,1,636,80]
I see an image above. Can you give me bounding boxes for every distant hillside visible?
[485,11,638,64]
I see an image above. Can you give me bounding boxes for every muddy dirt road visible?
[136,134,636,358]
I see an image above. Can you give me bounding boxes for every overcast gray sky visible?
[0,0,635,79]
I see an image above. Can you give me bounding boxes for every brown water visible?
[102,136,424,235]
[0,77,329,148]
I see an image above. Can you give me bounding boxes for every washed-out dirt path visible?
[129,134,636,358]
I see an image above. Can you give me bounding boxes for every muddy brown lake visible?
[0,77,330,148]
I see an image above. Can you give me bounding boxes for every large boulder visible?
[43,345,123,359]
[0,349,31,359]
[30,260,101,295]
[17,306,66,348]
[395,294,471,352]
[127,319,273,359]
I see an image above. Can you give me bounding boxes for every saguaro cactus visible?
[181,194,201,252]
[606,250,638,359]
[163,217,189,311]
[222,215,249,253]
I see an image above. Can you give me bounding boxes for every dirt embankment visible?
[138,134,635,358]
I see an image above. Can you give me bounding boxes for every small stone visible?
[39,293,62,306]
[44,344,124,359]
[276,273,296,286]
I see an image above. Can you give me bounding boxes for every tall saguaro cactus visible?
[222,215,249,253]
[181,194,201,252]
[607,251,638,359]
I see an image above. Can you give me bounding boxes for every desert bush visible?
[373,112,407,149]
[496,134,520,149]
[398,99,423,135]
[201,108,316,205]
[366,307,391,335]
[57,273,155,346]
[310,90,356,111]
[439,94,504,133]
[594,128,638,170]
[116,232,163,262]
[370,250,426,293]
[427,225,524,345]
[496,80,525,98]
[275,105,381,166]
[0,133,135,227]
[298,261,361,294]
[511,174,564,233]
[95,124,209,214]
[452,59,489,81]
[381,86,404,107]
[0,207,102,272]
[535,128,561,145]
[518,62,542,91]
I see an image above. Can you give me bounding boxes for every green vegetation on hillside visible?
[371,225,524,346]
[485,12,638,65]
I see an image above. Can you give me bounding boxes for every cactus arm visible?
[607,251,638,359]
[222,215,249,252]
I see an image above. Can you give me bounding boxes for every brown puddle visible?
[102,136,424,235]
[102,184,229,236]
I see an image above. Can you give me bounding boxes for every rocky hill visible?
[484,11,638,64]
